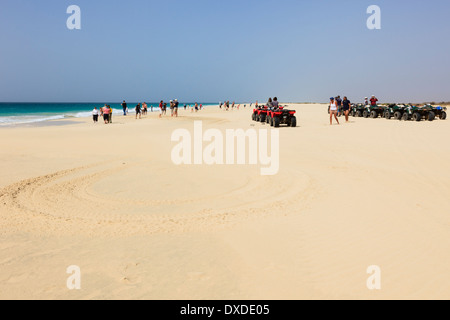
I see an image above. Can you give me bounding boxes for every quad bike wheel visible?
[274,117,280,128]
[413,113,421,122]
[290,117,297,128]
[427,112,435,121]
[402,112,410,121]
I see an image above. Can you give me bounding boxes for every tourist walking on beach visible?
[135,103,142,119]
[108,105,113,123]
[142,102,148,116]
[102,104,110,124]
[92,107,99,123]
[169,100,174,117]
[159,100,163,118]
[174,99,179,117]
[336,96,342,116]
[342,96,351,122]
[370,95,378,106]
[122,100,127,116]
[329,97,339,125]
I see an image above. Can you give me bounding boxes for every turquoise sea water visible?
[0,102,216,126]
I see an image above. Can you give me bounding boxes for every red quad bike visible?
[252,106,269,122]
[267,107,297,127]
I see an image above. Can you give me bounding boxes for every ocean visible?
[0,102,216,126]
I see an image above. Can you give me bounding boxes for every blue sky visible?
[0,0,449,103]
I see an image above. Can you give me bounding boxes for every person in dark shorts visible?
[135,103,142,119]
[108,105,113,123]
[342,96,351,122]
[163,103,167,115]
[122,100,127,116]
[174,99,179,117]
[92,107,99,123]
[102,104,110,124]
[335,96,342,116]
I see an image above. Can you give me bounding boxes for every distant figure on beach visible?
[232,101,235,109]
[273,97,279,109]
[163,103,167,115]
[195,103,199,112]
[108,105,113,123]
[329,97,339,125]
[151,104,154,113]
[169,100,174,117]
[200,104,203,110]
[370,95,378,106]
[174,99,179,117]
[184,104,187,110]
[342,96,351,122]
[364,97,369,106]
[92,107,99,123]
[122,100,127,116]
[335,96,342,116]
[142,102,148,115]
[102,104,110,124]
[267,98,273,109]
[135,103,142,119]
[159,100,163,118]
[219,102,223,109]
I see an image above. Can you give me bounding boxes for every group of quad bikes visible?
[350,104,447,121]
[252,105,297,127]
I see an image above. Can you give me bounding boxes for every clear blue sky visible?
[0,0,449,103]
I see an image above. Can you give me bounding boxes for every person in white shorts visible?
[329,97,339,125]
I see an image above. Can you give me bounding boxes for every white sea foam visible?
[0,115,66,126]
[0,109,124,126]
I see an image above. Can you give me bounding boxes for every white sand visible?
[0,104,449,299]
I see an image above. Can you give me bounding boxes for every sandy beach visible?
[0,104,449,300]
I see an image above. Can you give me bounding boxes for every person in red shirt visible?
[370,95,378,106]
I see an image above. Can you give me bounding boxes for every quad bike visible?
[402,105,438,122]
[267,108,297,127]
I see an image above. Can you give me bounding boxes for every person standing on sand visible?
[169,100,174,117]
[342,96,351,122]
[335,96,342,117]
[329,97,339,125]
[122,100,127,116]
[364,97,369,106]
[92,107,99,123]
[142,102,148,116]
[174,99,179,117]
[151,104,154,113]
[102,104,110,124]
[108,105,113,123]
[163,103,167,115]
[159,101,163,118]
[135,103,141,119]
